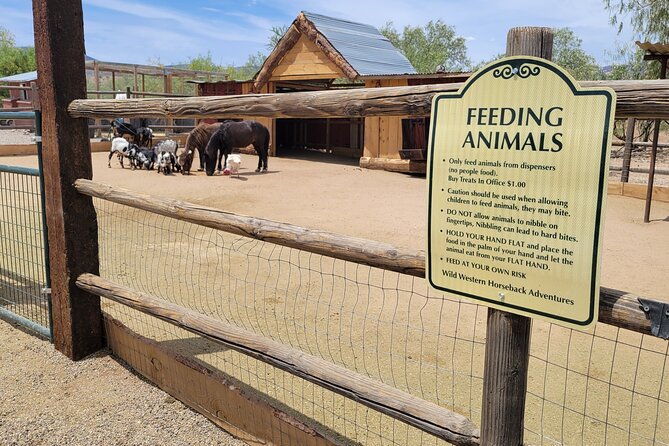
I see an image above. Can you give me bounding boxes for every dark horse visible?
[204,120,270,176]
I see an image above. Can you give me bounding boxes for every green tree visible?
[0,27,36,78]
[604,0,669,41]
[552,28,604,80]
[380,20,470,72]
[227,51,266,81]
[188,51,222,72]
[267,25,288,51]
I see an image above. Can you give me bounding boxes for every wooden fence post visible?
[480,27,553,446]
[33,0,103,359]
[621,118,635,182]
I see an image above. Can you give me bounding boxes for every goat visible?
[136,127,153,147]
[153,139,180,173]
[129,146,156,170]
[108,137,132,168]
[176,147,194,175]
[156,151,177,175]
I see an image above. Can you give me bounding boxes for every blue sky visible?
[2,0,636,68]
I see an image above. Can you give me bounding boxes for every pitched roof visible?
[302,11,416,76]
[0,71,38,83]
[636,41,669,55]
[252,11,416,92]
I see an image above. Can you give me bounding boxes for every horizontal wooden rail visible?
[0,125,35,130]
[87,90,190,98]
[69,80,669,120]
[130,91,190,98]
[75,179,657,336]
[74,179,425,277]
[610,166,669,175]
[0,107,34,112]
[0,84,33,91]
[76,273,481,445]
[612,140,669,148]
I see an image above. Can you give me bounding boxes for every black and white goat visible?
[156,151,177,175]
[136,127,153,147]
[128,146,157,170]
[108,137,134,168]
[153,139,180,173]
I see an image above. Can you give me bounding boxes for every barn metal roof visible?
[0,71,37,82]
[302,11,417,76]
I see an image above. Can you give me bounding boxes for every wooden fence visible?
[29,3,669,444]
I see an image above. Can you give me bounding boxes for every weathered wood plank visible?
[78,274,481,446]
[69,79,669,120]
[33,0,103,359]
[74,179,657,336]
[103,315,339,446]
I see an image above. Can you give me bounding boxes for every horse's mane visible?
[185,123,221,152]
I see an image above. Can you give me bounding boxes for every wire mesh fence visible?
[0,165,51,338]
[93,197,668,446]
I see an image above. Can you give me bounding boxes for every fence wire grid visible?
[94,198,668,446]
[0,166,50,337]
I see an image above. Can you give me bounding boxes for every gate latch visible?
[41,287,51,298]
[638,298,669,340]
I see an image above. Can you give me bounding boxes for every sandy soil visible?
[1,149,668,446]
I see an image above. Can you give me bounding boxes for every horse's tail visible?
[263,124,270,155]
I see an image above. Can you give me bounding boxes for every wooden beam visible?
[77,273,481,446]
[84,59,228,79]
[32,0,102,360]
[73,179,658,336]
[94,61,101,136]
[103,315,339,446]
[69,79,669,120]
[74,179,424,276]
[359,157,426,173]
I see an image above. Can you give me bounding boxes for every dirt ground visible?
[1,148,669,445]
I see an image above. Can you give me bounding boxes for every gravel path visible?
[0,129,34,145]
[0,319,247,446]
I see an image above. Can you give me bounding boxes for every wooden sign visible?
[427,56,616,330]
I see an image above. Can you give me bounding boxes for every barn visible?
[192,11,471,173]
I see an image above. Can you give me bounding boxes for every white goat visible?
[108,137,131,168]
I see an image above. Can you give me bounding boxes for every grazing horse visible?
[180,122,222,172]
[204,121,270,176]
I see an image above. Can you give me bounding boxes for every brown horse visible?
[178,122,221,174]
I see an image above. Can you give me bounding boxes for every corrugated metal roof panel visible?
[303,11,416,76]
[636,41,669,55]
[0,71,38,82]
